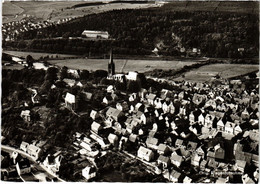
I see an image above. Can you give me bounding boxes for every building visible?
[16,158,31,176]
[137,146,154,162]
[20,110,30,122]
[106,107,125,122]
[171,154,183,167]
[81,30,109,39]
[108,49,115,76]
[157,155,170,169]
[82,166,96,181]
[65,92,76,111]
[27,144,42,160]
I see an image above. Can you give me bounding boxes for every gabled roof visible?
[65,92,75,104]
[158,155,170,163]
[106,107,124,119]
[171,154,183,163]
[146,93,156,100]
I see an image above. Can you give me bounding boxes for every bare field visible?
[175,64,259,82]
[48,58,198,73]
[3,50,78,60]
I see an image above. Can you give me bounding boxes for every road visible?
[1,144,66,182]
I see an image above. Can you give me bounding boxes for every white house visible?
[43,153,63,174]
[20,110,31,122]
[170,170,181,183]
[65,92,76,111]
[82,30,109,39]
[146,93,156,105]
[171,154,183,167]
[90,110,99,120]
[20,141,29,152]
[198,114,205,125]
[137,146,154,162]
[27,144,41,160]
[125,71,138,81]
[82,166,96,181]
[225,121,235,135]
[108,133,118,145]
[91,122,102,134]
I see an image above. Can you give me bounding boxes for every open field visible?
[162,1,259,14]
[3,50,78,59]
[2,1,159,23]
[175,64,259,82]
[48,58,199,73]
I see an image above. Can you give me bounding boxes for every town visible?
[1,49,259,183]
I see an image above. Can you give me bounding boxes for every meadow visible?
[48,58,199,73]
[175,64,259,82]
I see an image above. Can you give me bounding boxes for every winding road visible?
[1,144,66,182]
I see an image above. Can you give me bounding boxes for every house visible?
[106,107,125,122]
[65,92,76,111]
[146,137,158,150]
[76,81,83,87]
[191,154,201,167]
[249,130,259,142]
[102,95,113,105]
[205,99,216,109]
[68,69,80,78]
[20,110,30,122]
[20,141,29,152]
[208,158,218,169]
[217,119,225,131]
[225,121,235,134]
[183,176,192,183]
[157,144,170,155]
[135,111,147,124]
[175,139,184,148]
[91,122,102,134]
[16,158,31,176]
[161,89,172,100]
[82,92,93,101]
[242,174,255,184]
[82,166,96,181]
[90,110,99,120]
[43,153,62,174]
[135,103,144,112]
[169,170,181,183]
[198,113,205,125]
[129,134,137,143]
[187,141,198,152]
[129,93,137,102]
[108,133,118,145]
[235,160,247,172]
[214,144,225,160]
[106,85,114,93]
[200,159,207,171]
[137,146,154,162]
[216,177,229,183]
[170,154,183,167]
[63,78,76,87]
[125,71,138,81]
[162,101,171,113]
[27,144,41,160]
[157,155,170,169]
[204,114,214,128]
[154,97,163,109]
[189,112,195,124]
[116,102,129,112]
[146,93,156,105]
[119,136,128,150]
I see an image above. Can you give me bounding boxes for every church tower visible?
[108,49,115,76]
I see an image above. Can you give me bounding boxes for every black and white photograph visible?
[1,0,259,183]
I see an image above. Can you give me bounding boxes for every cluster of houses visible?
[61,71,259,183]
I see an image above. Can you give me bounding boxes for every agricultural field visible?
[175,64,259,82]
[48,58,199,73]
[3,50,78,60]
[2,1,159,23]
[162,1,259,14]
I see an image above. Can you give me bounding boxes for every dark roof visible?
[17,158,30,169]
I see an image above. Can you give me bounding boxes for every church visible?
[107,49,139,82]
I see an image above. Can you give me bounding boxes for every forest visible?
[3,7,259,58]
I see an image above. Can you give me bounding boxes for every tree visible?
[26,55,34,68]
[60,66,68,80]
[127,80,141,93]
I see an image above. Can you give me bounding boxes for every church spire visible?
[108,48,115,76]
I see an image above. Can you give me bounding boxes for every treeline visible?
[4,8,258,58]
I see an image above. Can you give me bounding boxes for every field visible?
[48,58,199,73]
[175,64,259,82]
[2,1,159,23]
[3,50,78,59]
[162,1,259,14]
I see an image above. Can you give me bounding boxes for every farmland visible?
[47,58,200,73]
[2,1,159,23]
[175,64,259,82]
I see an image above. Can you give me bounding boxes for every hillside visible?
[3,1,259,58]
